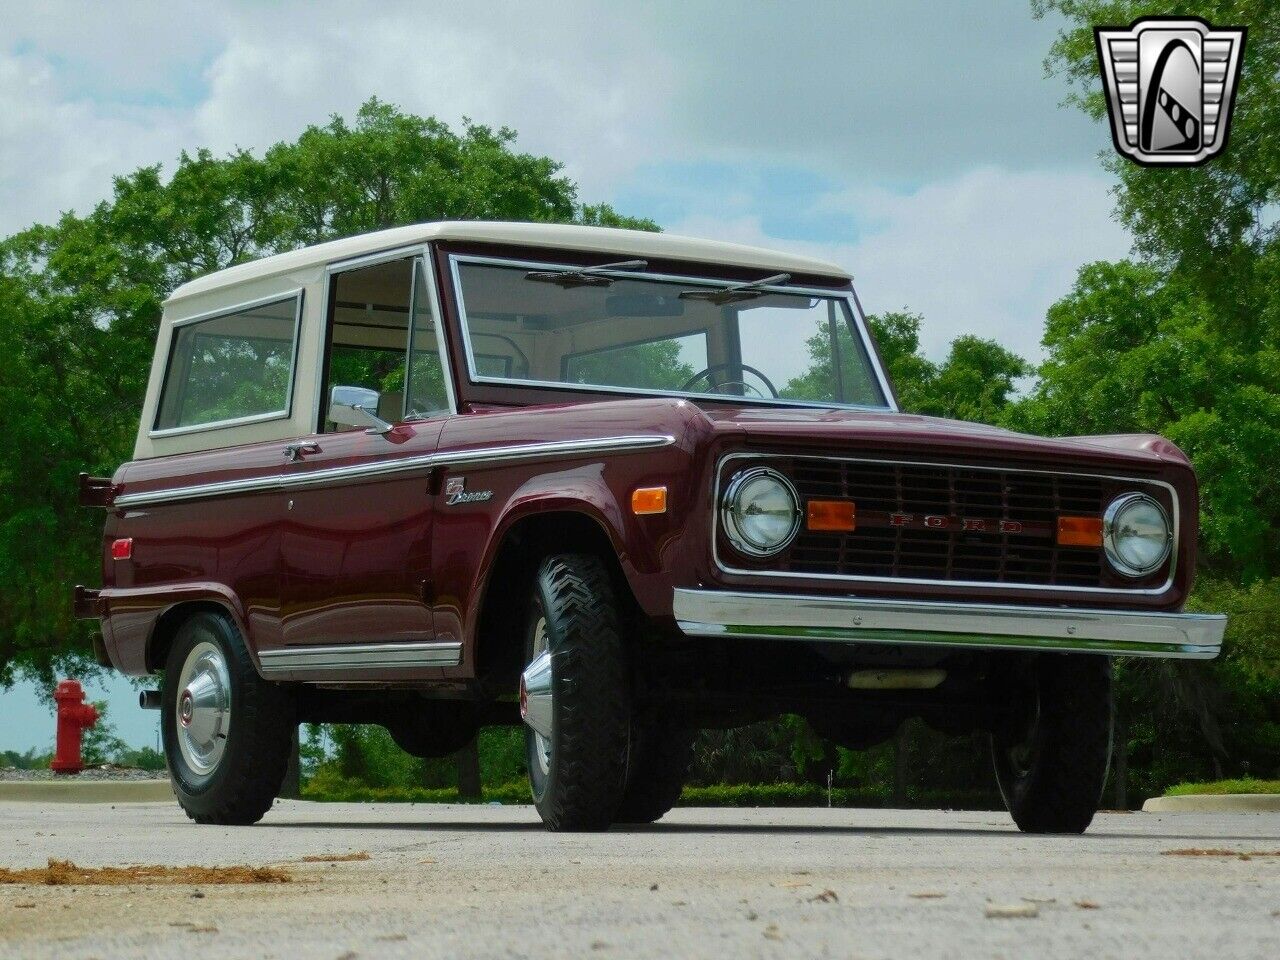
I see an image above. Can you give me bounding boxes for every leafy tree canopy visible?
[1026,1,1280,579]
[0,98,655,683]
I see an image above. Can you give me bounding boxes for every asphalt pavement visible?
[1,801,1277,959]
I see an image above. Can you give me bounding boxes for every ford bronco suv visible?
[76,222,1226,833]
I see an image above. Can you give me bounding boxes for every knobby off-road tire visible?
[614,720,696,824]
[525,554,631,831]
[162,610,295,825]
[991,655,1113,834]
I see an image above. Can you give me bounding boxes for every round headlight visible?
[721,467,801,557]
[1103,493,1172,577]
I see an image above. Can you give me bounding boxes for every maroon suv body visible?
[77,222,1225,833]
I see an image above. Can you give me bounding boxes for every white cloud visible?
[0,1,1130,363]
[667,167,1130,363]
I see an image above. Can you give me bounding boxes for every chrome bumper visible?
[672,589,1225,660]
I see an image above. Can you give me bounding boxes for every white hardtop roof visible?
[166,221,851,303]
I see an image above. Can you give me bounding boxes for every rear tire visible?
[162,610,295,825]
[991,655,1112,834]
[614,720,695,824]
[523,554,631,831]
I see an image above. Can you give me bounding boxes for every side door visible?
[273,252,457,679]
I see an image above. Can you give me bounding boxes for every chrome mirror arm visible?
[355,404,394,436]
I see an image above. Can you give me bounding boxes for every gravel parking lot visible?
[1,801,1277,959]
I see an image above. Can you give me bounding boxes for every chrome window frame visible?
[150,289,305,439]
[311,244,458,432]
[446,253,899,413]
[712,452,1180,597]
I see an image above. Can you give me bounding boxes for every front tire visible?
[162,611,295,825]
[991,655,1112,834]
[522,554,631,831]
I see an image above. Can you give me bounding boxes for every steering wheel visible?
[681,362,780,399]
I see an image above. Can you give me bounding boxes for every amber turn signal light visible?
[806,499,856,532]
[631,486,668,515]
[1057,515,1103,547]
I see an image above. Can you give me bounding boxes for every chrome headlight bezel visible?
[720,467,802,558]
[1103,492,1173,578]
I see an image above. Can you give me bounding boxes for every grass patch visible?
[300,777,1001,810]
[1164,778,1280,797]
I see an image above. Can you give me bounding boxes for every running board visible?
[257,641,462,676]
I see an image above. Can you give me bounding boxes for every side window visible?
[154,295,300,432]
[322,256,450,432]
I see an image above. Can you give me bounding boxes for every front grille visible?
[738,458,1129,588]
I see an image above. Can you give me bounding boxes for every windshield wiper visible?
[677,272,791,305]
[525,259,647,288]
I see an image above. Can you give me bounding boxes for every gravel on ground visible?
[1,801,1277,959]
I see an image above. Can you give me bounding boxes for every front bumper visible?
[672,589,1225,659]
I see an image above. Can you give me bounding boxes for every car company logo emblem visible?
[888,513,1023,534]
[443,476,493,506]
[1094,17,1246,167]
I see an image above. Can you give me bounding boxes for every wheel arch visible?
[146,596,253,674]
[472,507,636,689]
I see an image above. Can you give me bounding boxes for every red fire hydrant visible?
[51,679,98,774]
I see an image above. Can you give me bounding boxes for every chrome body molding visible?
[672,588,1226,660]
[712,452,1181,598]
[114,434,676,508]
[257,641,463,675]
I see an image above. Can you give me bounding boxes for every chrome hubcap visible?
[175,640,231,776]
[521,616,554,776]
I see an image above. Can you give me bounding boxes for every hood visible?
[695,404,1191,472]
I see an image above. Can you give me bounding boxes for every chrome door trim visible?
[672,588,1226,660]
[712,452,1181,598]
[446,253,900,413]
[113,434,676,507]
[257,640,463,674]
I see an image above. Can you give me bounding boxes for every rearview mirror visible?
[328,385,393,435]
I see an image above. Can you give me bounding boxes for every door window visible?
[322,256,450,431]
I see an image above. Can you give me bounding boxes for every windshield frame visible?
[446,253,899,414]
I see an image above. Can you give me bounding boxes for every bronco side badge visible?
[444,476,494,506]
[1095,17,1246,167]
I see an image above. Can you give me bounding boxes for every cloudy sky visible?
[0,1,1133,748]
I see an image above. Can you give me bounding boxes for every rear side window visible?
[154,294,301,432]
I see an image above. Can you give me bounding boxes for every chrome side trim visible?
[258,641,462,674]
[447,253,900,413]
[712,452,1181,598]
[672,588,1226,660]
[149,290,306,439]
[114,434,676,508]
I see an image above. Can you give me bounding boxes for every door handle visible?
[283,442,321,462]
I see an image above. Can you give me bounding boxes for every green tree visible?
[788,309,1028,424]
[0,98,656,683]
[1028,0,1280,579]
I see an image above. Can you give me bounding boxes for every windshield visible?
[452,259,890,409]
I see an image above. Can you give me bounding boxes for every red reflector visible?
[111,538,133,560]
[1057,516,1103,547]
[807,500,856,532]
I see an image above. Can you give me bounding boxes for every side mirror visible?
[328,385,393,435]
